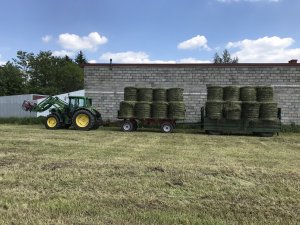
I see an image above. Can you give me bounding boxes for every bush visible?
[0,116,46,125]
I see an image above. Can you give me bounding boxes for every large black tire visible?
[45,114,61,130]
[160,122,174,133]
[121,120,134,132]
[72,110,95,131]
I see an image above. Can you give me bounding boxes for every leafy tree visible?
[75,51,87,65]
[0,62,25,96]
[12,50,84,95]
[213,49,238,63]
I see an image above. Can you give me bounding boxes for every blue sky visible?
[0,0,300,64]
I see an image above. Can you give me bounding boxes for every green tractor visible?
[22,96,102,130]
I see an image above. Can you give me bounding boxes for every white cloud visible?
[179,58,211,63]
[100,51,176,63]
[88,60,97,63]
[227,36,300,63]
[178,35,211,50]
[58,32,107,51]
[42,35,52,43]
[100,51,210,64]
[52,50,75,57]
[217,0,279,2]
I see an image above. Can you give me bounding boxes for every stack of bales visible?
[223,86,242,120]
[167,88,185,119]
[257,86,277,121]
[205,85,277,121]
[206,86,224,120]
[119,87,185,120]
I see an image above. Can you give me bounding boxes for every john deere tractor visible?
[22,96,102,130]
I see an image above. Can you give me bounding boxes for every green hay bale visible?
[207,86,223,101]
[223,101,242,120]
[118,101,136,118]
[167,88,184,102]
[256,86,274,102]
[223,86,240,101]
[138,88,153,102]
[134,102,152,119]
[240,86,257,101]
[168,101,185,120]
[205,101,223,120]
[152,102,168,119]
[124,87,137,101]
[153,88,167,102]
[242,101,260,120]
[260,102,278,121]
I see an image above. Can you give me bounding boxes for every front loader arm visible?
[22,96,68,112]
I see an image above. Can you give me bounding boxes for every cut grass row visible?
[0,124,299,224]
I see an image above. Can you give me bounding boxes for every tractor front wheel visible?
[72,110,95,131]
[45,114,61,130]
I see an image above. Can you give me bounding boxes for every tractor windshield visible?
[69,98,85,108]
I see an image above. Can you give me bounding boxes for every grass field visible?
[0,124,299,225]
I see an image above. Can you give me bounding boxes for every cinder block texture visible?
[84,64,300,124]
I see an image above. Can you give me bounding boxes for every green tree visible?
[12,50,84,95]
[75,51,87,65]
[0,62,25,96]
[213,49,239,63]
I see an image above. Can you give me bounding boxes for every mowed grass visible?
[0,125,299,225]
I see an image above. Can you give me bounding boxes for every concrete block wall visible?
[84,64,300,124]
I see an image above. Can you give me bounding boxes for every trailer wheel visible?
[72,110,95,131]
[122,120,133,132]
[161,122,173,133]
[45,114,61,130]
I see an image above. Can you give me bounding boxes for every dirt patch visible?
[0,157,18,167]
[41,161,71,171]
[148,166,165,173]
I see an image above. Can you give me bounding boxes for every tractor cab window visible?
[78,98,85,107]
[70,98,85,109]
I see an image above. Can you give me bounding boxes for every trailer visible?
[201,107,281,137]
[119,117,177,133]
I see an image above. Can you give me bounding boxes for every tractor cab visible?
[68,96,92,111]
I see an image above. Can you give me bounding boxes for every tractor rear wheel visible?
[45,114,61,130]
[72,110,95,131]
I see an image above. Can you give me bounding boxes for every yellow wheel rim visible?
[76,114,90,128]
[47,117,57,128]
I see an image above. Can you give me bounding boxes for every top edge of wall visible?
[83,63,300,68]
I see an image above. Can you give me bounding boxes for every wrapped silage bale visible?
[242,101,260,120]
[134,102,152,119]
[207,86,223,101]
[138,88,153,102]
[240,86,257,102]
[223,86,240,101]
[223,101,242,120]
[153,88,167,102]
[168,102,185,120]
[256,86,273,102]
[167,88,184,102]
[205,101,223,120]
[118,101,136,118]
[259,102,278,121]
[124,87,138,101]
[152,102,168,119]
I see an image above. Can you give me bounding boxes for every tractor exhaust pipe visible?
[22,100,36,111]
